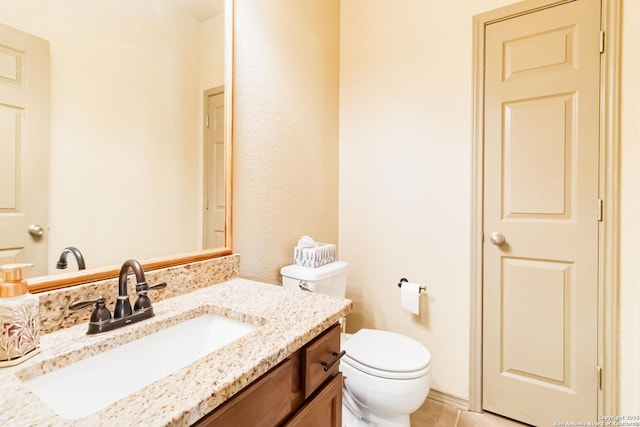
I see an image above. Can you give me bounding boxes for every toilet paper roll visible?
[401,281,421,315]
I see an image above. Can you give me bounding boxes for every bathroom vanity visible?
[0,267,352,426]
[196,323,343,426]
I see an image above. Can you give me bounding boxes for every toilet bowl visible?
[280,261,432,427]
[340,329,431,426]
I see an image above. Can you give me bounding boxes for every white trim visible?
[468,9,486,413]
[599,0,621,416]
[427,389,469,411]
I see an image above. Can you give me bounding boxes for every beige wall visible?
[339,0,515,400]
[232,0,340,283]
[201,13,226,91]
[340,0,639,411]
[0,1,223,272]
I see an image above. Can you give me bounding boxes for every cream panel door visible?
[203,91,225,249]
[0,23,49,275]
[483,1,601,425]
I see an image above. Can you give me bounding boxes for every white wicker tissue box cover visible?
[294,243,336,268]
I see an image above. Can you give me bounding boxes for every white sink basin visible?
[22,314,256,419]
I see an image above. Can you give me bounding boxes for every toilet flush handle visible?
[298,280,312,292]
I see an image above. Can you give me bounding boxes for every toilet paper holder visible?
[397,278,426,293]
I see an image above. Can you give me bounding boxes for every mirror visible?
[0,0,232,282]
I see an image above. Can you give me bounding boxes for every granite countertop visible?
[0,278,352,427]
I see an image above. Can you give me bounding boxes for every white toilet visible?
[281,261,432,427]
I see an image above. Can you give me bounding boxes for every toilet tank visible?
[280,261,348,298]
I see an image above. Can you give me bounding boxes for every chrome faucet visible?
[69,259,167,334]
[56,246,86,270]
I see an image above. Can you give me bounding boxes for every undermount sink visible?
[21,314,257,419]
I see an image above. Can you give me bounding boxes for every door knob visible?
[489,232,505,246]
[27,224,45,238]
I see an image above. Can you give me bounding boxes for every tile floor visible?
[411,399,531,427]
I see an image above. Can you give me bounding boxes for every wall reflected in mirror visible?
[0,0,228,277]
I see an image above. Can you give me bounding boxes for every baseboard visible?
[427,389,469,411]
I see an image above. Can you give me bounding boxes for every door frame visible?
[469,0,622,415]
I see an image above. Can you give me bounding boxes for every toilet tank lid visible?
[280,261,348,281]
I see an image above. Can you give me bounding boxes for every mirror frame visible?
[27,248,232,293]
[27,0,235,294]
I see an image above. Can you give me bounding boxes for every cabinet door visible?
[194,354,303,427]
[285,373,342,427]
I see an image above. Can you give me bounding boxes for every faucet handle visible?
[69,297,104,310]
[69,297,112,323]
[134,282,167,311]
[135,282,167,293]
[150,282,167,291]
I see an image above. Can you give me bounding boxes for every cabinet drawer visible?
[302,323,343,398]
[194,353,303,427]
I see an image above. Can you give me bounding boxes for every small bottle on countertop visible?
[0,263,40,367]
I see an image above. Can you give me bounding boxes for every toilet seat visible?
[342,329,431,380]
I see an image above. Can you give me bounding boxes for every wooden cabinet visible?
[284,373,342,427]
[194,354,304,426]
[194,324,343,427]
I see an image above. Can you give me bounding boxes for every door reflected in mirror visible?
[0,0,231,278]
